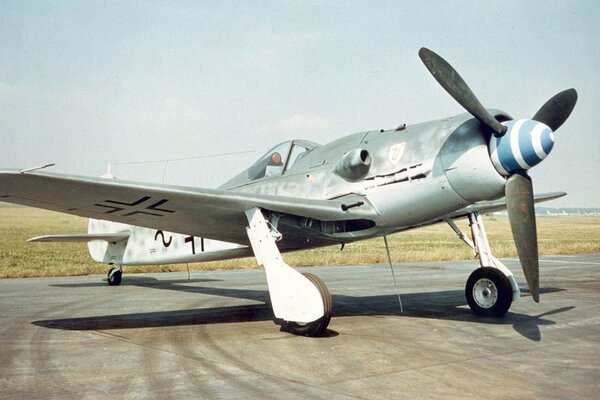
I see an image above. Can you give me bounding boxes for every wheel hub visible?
[472,278,498,309]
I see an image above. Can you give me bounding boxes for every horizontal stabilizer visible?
[28,233,130,243]
[447,192,566,219]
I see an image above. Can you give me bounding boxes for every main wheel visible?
[465,267,512,317]
[281,273,332,337]
[107,267,122,286]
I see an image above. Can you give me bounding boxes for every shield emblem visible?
[388,142,406,165]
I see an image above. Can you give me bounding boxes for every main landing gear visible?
[107,266,122,286]
[465,267,512,317]
[448,212,520,317]
[280,272,333,336]
[245,208,333,336]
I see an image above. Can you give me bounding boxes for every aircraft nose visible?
[489,119,554,176]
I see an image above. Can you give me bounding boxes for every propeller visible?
[418,47,507,136]
[532,88,578,131]
[506,173,539,302]
[419,47,578,303]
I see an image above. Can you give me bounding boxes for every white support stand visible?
[447,212,521,302]
[245,208,324,323]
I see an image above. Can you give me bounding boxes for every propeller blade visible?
[506,173,539,302]
[418,47,507,136]
[532,88,578,131]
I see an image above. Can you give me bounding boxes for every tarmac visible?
[1,253,599,399]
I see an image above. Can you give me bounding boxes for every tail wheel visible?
[107,267,122,286]
[281,272,332,337]
[466,267,512,317]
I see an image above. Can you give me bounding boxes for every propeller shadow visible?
[507,306,576,341]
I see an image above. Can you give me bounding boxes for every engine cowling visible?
[439,118,506,203]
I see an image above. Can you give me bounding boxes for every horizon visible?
[1,1,599,207]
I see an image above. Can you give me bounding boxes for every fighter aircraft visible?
[0,48,577,336]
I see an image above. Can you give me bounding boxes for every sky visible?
[1,0,599,207]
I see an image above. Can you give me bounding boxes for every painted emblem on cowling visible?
[388,142,406,165]
[489,119,554,176]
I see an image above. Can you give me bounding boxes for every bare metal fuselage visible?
[219,111,510,251]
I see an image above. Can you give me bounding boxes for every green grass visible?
[1,204,599,278]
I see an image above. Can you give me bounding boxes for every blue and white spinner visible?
[489,119,555,176]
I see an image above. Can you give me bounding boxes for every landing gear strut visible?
[107,266,122,286]
[448,212,520,317]
[245,208,332,336]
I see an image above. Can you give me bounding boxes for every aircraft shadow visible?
[33,304,273,331]
[34,280,570,341]
[333,287,572,342]
[50,276,222,288]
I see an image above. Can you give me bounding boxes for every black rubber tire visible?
[107,268,122,286]
[282,273,332,337]
[465,267,512,317]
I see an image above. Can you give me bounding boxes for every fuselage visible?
[218,111,511,250]
[86,111,514,265]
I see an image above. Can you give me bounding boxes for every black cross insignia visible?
[94,196,175,217]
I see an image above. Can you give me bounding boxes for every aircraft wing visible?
[0,169,378,246]
[445,192,566,219]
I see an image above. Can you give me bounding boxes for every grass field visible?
[1,204,599,278]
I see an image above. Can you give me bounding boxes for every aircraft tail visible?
[29,165,249,266]
[86,219,249,266]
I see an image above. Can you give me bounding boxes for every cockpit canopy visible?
[219,140,319,189]
[248,140,318,180]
